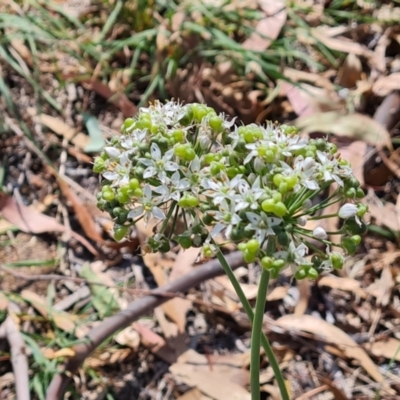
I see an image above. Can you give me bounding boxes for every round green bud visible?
[242,250,256,263]
[272,202,288,217]
[273,173,284,187]
[246,239,259,253]
[102,190,115,201]
[192,104,208,122]
[114,225,129,241]
[330,253,344,270]
[261,256,274,269]
[261,199,275,213]
[178,234,192,249]
[355,188,365,199]
[307,267,319,280]
[294,266,308,280]
[172,129,185,143]
[209,115,223,132]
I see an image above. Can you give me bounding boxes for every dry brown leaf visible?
[242,0,286,51]
[114,325,141,351]
[80,79,136,118]
[283,67,336,91]
[170,349,251,400]
[311,28,377,66]
[318,275,367,298]
[133,322,178,364]
[296,112,392,148]
[21,290,88,338]
[364,338,400,361]
[366,266,394,306]
[170,248,201,281]
[365,191,400,231]
[338,141,366,186]
[281,82,342,117]
[177,388,212,400]
[215,275,259,300]
[338,53,363,88]
[275,315,386,384]
[0,192,98,255]
[27,109,90,149]
[373,73,400,97]
[294,280,310,316]
[42,348,76,359]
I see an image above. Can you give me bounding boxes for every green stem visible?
[250,268,270,400]
[215,250,290,400]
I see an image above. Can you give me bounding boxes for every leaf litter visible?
[1,0,400,399]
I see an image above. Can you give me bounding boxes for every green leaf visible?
[82,113,105,153]
[78,263,120,318]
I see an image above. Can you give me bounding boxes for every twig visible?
[45,252,244,400]
[0,264,239,314]
[2,304,30,400]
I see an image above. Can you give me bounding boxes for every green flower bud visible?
[114,225,129,241]
[246,239,259,253]
[93,157,106,173]
[330,253,344,270]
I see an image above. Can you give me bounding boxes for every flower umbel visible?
[94,100,366,279]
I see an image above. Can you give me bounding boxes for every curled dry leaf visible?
[275,314,387,385]
[338,53,363,88]
[364,338,400,362]
[170,349,251,400]
[281,82,341,117]
[27,108,90,150]
[366,266,394,307]
[0,192,98,255]
[373,73,400,97]
[311,28,377,67]
[242,0,287,51]
[318,275,367,299]
[133,322,178,364]
[296,111,392,148]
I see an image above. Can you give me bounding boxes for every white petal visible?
[143,167,156,179]
[103,171,119,180]
[104,146,120,159]
[246,212,260,225]
[338,204,357,219]
[313,226,328,239]
[165,161,179,171]
[150,143,161,160]
[152,207,166,220]
[128,207,143,219]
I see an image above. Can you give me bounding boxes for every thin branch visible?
[2,304,30,400]
[45,252,244,400]
[0,264,238,315]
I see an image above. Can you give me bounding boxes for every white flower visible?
[234,176,264,211]
[313,226,327,240]
[154,171,190,201]
[245,211,281,243]
[139,143,179,182]
[338,203,357,219]
[128,185,165,223]
[213,199,242,238]
[202,174,242,206]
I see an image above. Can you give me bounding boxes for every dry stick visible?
[2,304,31,400]
[0,265,236,315]
[46,252,244,400]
